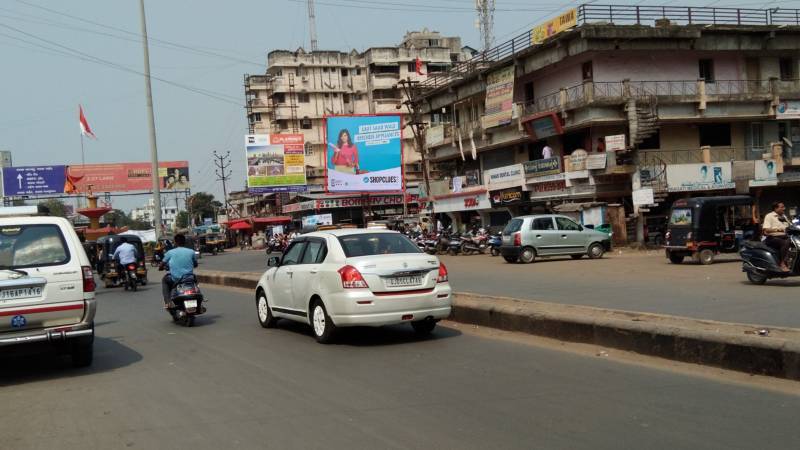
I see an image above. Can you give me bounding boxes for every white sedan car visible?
[255,229,452,343]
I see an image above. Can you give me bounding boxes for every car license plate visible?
[184,300,198,309]
[0,287,42,301]
[386,276,423,287]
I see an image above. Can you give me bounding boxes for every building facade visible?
[416,4,800,243]
[130,198,181,230]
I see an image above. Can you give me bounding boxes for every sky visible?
[0,0,782,212]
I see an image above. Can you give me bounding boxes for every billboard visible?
[245,134,307,193]
[67,161,190,193]
[531,8,577,45]
[482,66,515,129]
[666,162,735,192]
[2,165,67,196]
[326,115,403,192]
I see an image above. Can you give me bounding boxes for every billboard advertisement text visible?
[246,134,307,193]
[326,115,403,192]
[68,161,190,193]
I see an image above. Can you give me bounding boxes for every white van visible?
[0,206,96,367]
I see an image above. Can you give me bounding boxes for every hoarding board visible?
[666,162,735,192]
[524,157,561,177]
[68,161,190,193]
[482,66,515,129]
[531,8,577,45]
[750,159,778,187]
[776,100,800,119]
[2,165,66,196]
[246,134,307,193]
[326,115,403,192]
[604,134,626,151]
[484,163,524,191]
[302,213,333,228]
[632,188,655,206]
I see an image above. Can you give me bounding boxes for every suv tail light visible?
[338,265,368,289]
[513,232,521,247]
[82,266,95,293]
[437,263,448,283]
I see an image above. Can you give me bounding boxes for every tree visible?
[40,199,68,217]
[189,192,222,224]
[175,211,189,229]
[104,209,129,228]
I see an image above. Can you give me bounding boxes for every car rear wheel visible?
[697,249,714,265]
[588,243,605,259]
[311,300,335,344]
[256,293,278,328]
[519,247,536,264]
[411,319,437,335]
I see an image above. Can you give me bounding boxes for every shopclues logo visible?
[363,176,370,184]
[367,176,398,184]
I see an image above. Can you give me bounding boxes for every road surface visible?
[2,277,798,449]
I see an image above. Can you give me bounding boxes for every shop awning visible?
[229,221,252,231]
[253,216,292,224]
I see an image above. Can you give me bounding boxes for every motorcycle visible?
[164,272,206,327]
[460,229,489,255]
[488,233,502,257]
[123,263,138,292]
[447,233,462,255]
[740,224,800,285]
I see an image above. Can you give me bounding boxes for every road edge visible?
[195,269,800,381]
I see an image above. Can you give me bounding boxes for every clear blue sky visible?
[0,0,769,211]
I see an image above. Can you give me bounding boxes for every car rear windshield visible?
[670,208,693,226]
[338,233,421,257]
[0,224,70,268]
[503,219,523,235]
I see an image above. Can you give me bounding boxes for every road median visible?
[196,269,800,381]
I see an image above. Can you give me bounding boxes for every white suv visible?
[0,207,97,367]
[255,229,452,343]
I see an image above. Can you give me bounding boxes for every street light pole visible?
[139,0,162,239]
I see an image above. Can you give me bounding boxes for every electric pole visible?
[308,0,319,51]
[213,151,232,217]
[398,78,432,216]
[139,0,163,239]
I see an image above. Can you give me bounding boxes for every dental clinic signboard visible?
[666,162,735,192]
[484,163,524,191]
[326,115,403,192]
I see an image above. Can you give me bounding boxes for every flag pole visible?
[80,132,85,167]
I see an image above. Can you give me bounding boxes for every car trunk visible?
[0,270,85,334]
[347,254,440,294]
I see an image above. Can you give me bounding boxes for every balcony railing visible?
[417,4,800,93]
[636,147,748,166]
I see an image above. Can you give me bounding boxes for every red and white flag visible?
[415,57,425,76]
[79,105,96,139]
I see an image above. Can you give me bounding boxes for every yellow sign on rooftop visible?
[531,8,577,45]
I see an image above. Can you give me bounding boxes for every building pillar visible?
[697,79,706,111]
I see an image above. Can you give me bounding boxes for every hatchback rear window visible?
[503,219,523,235]
[670,208,693,226]
[0,224,70,268]
[338,233,421,257]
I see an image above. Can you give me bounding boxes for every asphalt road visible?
[199,249,800,328]
[2,277,798,449]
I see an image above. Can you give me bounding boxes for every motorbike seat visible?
[742,240,779,255]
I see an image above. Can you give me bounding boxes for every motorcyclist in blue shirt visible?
[161,234,198,307]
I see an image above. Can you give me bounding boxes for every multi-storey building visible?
[130,198,180,230]
[415,4,800,243]
[244,30,472,193]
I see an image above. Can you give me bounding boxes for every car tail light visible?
[82,266,95,293]
[513,232,521,246]
[338,265,368,289]
[437,263,448,283]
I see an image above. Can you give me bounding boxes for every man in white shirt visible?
[542,145,553,159]
[112,237,138,270]
[763,201,791,272]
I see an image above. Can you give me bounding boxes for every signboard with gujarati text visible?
[524,157,561,177]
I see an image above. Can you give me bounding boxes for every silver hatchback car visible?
[499,214,611,263]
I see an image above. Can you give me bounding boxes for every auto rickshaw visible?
[664,196,758,265]
[208,232,226,253]
[195,234,217,255]
[97,234,148,288]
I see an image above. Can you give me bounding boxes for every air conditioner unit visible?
[301,76,309,82]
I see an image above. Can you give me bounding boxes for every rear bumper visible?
[0,299,96,348]
[327,285,453,327]
[499,246,521,257]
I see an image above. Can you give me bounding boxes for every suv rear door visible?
[0,222,85,334]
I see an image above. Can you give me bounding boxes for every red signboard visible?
[67,161,190,193]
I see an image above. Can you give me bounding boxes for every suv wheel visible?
[588,243,605,259]
[311,299,336,344]
[71,337,94,368]
[256,293,278,328]
[519,247,536,264]
[411,319,437,335]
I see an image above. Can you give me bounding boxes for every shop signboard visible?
[529,115,559,139]
[302,213,333,228]
[632,188,655,206]
[604,134,626,152]
[433,192,491,213]
[326,115,403,192]
[776,100,800,119]
[779,168,800,183]
[426,125,445,147]
[484,163,524,191]
[2,165,66,196]
[750,159,778,187]
[586,154,607,170]
[529,180,568,199]
[489,187,524,207]
[732,161,755,181]
[565,149,588,172]
[245,134,307,193]
[531,8,577,45]
[524,157,561,177]
[282,200,317,213]
[666,162,735,192]
[527,172,565,184]
[315,195,409,210]
[482,66,515,129]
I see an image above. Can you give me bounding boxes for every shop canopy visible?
[229,221,252,231]
[253,216,292,224]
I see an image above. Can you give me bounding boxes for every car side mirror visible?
[267,256,280,267]
[578,225,584,231]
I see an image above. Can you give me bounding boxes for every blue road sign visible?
[2,165,66,196]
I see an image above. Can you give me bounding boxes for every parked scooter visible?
[740,225,800,284]
[460,228,489,255]
[488,233,502,257]
[447,233,463,255]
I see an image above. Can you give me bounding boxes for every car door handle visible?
[310,269,319,274]
[285,270,293,277]
[561,235,568,239]
[536,235,542,238]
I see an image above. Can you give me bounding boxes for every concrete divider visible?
[196,269,800,380]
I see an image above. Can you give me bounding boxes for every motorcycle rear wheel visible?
[746,271,768,285]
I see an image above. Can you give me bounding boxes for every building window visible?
[428,39,440,46]
[301,117,312,130]
[353,94,362,101]
[699,123,731,147]
[277,120,288,130]
[427,64,448,73]
[750,123,764,149]
[341,68,349,77]
[582,61,593,81]
[322,67,328,73]
[333,93,338,98]
[638,130,660,150]
[407,62,416,73]
[524,82,534,103]
[779,58,795,81]
[274,93,286,104]
[699,59,715,83]
[343,93,351,103]
[372,64,400,75]
[304,142,313,156]
[253,113,262,122]
[355,68,362,75]
[297,93,310,103]
[324,93,329,98]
